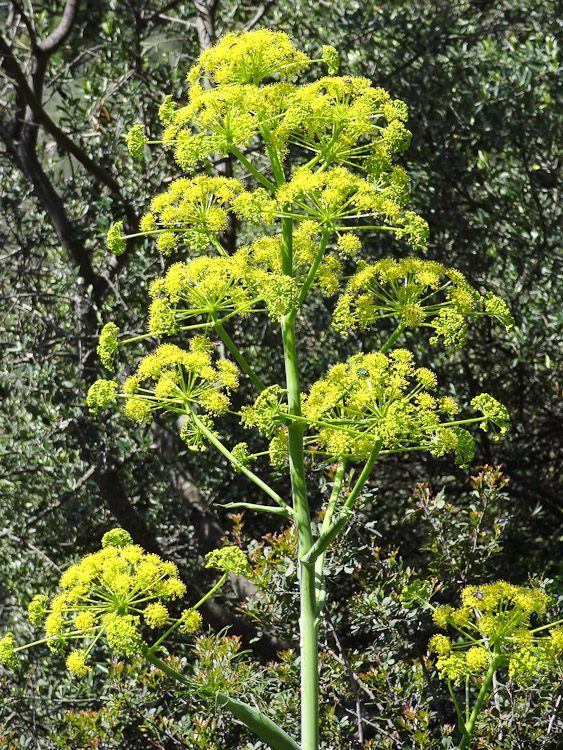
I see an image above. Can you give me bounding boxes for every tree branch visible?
[0,32,127,192]
[36,0,79,54]
[0,117,106,301]
[192,0,216,50]
[243,0,276,32]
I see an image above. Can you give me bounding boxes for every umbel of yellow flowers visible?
[0,28,528,750]
[429,581,563,684]
[0,529,248,676]
[92,28,513,470]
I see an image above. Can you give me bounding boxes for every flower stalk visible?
[2,29,523,750]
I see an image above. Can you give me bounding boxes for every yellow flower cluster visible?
[241,349,477,465]
[125,338,238,422]
[140,176,244,255]
[299,349,471,463]
[321,46,340,75]
[25,529,192,675]
[153,29,415,194]
[162,82,294,171]
[277,166,389,221]
[205,546,250,576]
[430,582,560,685]
[156,31,311,172]
[470,394,510,440]
[332,257,514,346]
[85,379,118,414]
[125,124,147,158]
[93,30,514,507]
[187,30,311,87]
[87,338,238,449]
[239,166,425,251]
[147,237,304,333]
[241,384,289,438]
[274,76,410,166]
[148,255,257,334]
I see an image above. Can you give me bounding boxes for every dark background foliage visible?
[1,0,562,746]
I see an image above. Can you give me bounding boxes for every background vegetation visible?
[0,0,561,747]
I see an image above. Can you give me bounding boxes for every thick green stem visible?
[280,214,318,750]
[458,654,501,750]
[281,217,293,275]
[380,321,406,354]
[531,616,563,634]
[282,313,318,750]
[217,694,302,750]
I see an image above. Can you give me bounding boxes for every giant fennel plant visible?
[2,30,561,750]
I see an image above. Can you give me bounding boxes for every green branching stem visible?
[190,412,292,515]
[282,310,317,750]
[343,439,383,513]
[319,459,347,546]
[209,235,229,257]
[458,651,502,750]
[218,501,293,517]
[379,321,406,354]
[148,572,228,653]
[212,315,267,391]
[281,216,293,275]
[302,125,343,171]
[315,458,347,614]
[295,228,330,308]
[280,207,318,750]
[142,650,301,750]
[259,120,286,186]
[230,144,277,193]
[333,224,397,232]
[301,440,382,566]
[530,617,563,634]
[13,635,60,654]
[447,680,467,739]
